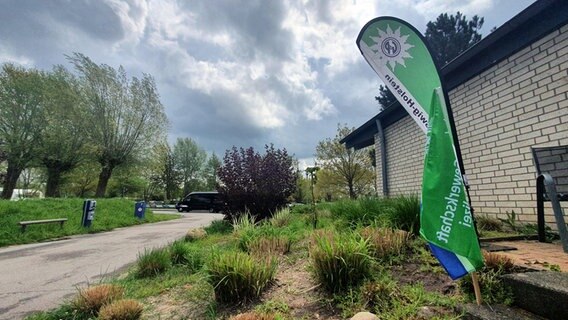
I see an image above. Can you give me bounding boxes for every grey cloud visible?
[185,0,293,61]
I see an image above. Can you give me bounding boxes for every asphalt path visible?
[0,212,222,319]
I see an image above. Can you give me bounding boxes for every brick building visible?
[341,0,567,224]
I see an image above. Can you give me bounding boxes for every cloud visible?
[0,0,535,160]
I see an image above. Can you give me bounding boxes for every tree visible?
[375,12,483,109]
[0,64,47,199]
[68,53,168,197]
[173,137,207,195]
[425,12,484,66]
[154,142,180,200]
[375,85,397,111]
[204,153,221,191]
[39,66,86,197]
[217,145,296,220]
[315,124,374,199]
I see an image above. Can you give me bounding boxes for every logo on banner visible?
[369,25,414,71]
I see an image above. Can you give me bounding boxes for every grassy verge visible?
[0,198,178,247]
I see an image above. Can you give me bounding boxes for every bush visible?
[72,284,124,317]
[387,195,420,234]
[205,220,233,234]
[360,227,410,260]
[98,299,143,320]
[185,228,207,241]
[169,241,204,270]
[207,251,277,303]
[136,248,172,278]
[310,231,372,293]
[217,145,296,220]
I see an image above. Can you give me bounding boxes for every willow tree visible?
[39,66,86,197]
[68,53,168,197]
[0,64,46,199]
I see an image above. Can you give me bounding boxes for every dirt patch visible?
[389,260,455,295]
[142,283,213,320]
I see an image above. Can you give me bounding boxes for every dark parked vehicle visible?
[175,192,223,213]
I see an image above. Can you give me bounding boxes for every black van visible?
[175,191,223,213]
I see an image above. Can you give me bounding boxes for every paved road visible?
[0,212,222,319]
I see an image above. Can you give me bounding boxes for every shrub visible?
[310,231,372,293]
[270,207,292,227]
[136,248,172,278]
[98,299,143,320]
[169,241,204,270]
[205,219,233,234]
[207,251,277,303]
[387,195,420,234]
[185,228,207,241]
[360,227,410,260]
[73,284,124,316]
[217,145,296,220]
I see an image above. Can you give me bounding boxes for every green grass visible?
[0,198,178,247]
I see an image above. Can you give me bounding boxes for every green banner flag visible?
[357,17,442,132]
[421,88,484,278]
[357,17,483,279]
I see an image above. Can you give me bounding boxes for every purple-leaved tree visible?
[217,144,296,220]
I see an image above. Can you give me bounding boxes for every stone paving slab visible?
[490,240,568,271]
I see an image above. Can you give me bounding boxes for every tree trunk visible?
[348,181,356,199]
[95,165,114,198]
[1,164,23,200]
[45,166,63,197]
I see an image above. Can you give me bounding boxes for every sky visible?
[0,0,536,169]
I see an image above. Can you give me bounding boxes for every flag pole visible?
[471,272,483,305]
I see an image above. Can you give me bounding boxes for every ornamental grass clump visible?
[136,248,172,278]
[98,299,143,320]
[247,235,292,255]
[207,251,277,303]
[387,195,420,235]
[169,241,204,271]
[205,219,233,234]
[310,231,372,293]
[360,227,410,260]
[72,284,124,317]
[459,251,515,305]
[270,207,292,227]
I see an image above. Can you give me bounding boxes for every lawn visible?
[0,198,178,247]
[27,198,519,320]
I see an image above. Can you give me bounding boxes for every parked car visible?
[175,191,223,213]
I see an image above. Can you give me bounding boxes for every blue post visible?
[135,201,146,219]
[82,199,96,227]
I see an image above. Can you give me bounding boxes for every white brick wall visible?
[376,23,568,225]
